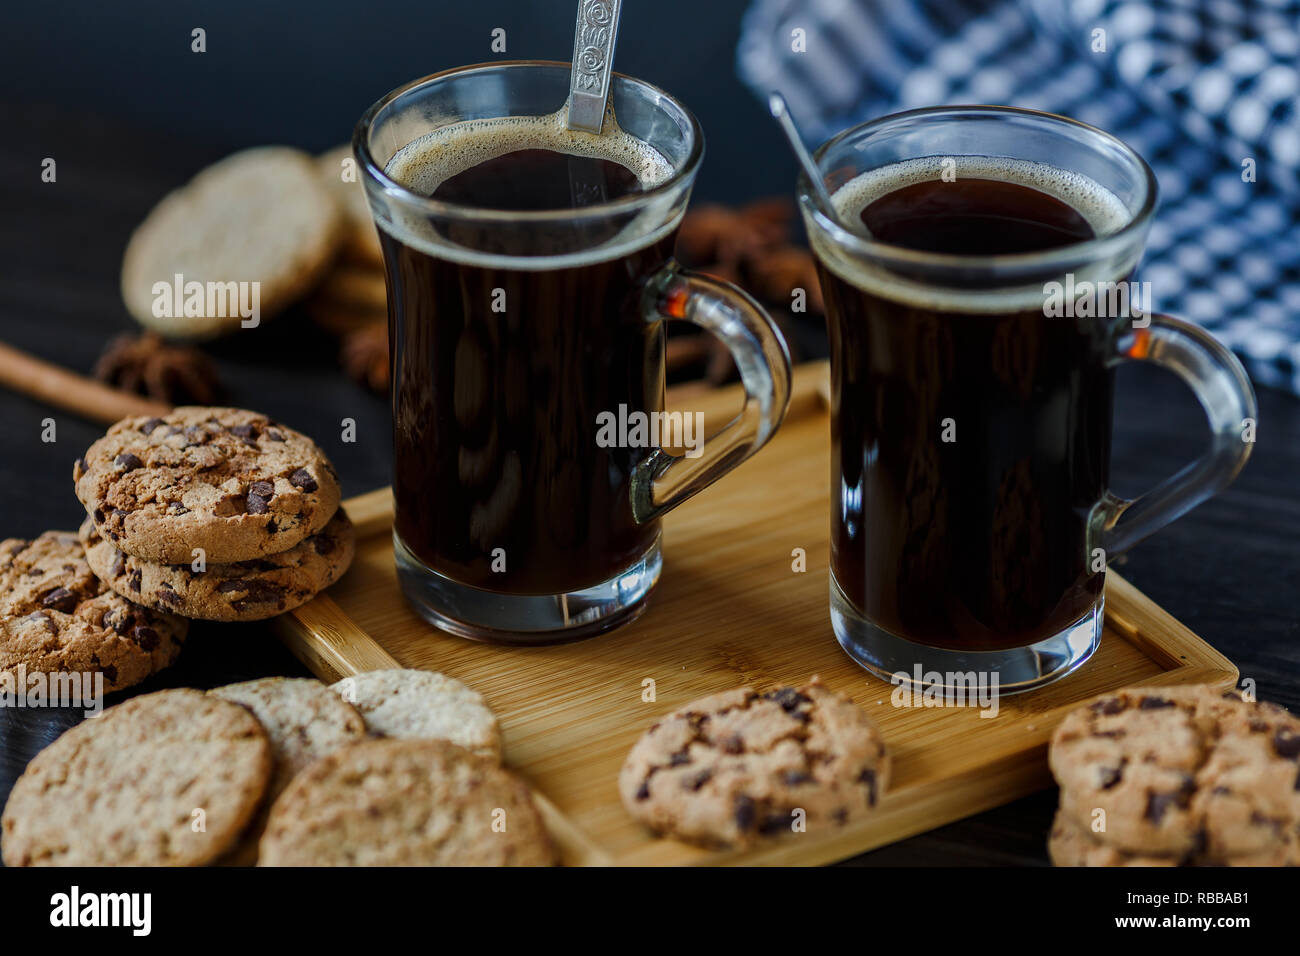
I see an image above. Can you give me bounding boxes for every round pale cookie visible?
[212,678,366,802]
[75,407,341,565]
[1050,684,1300,860]
[0,532,186,694]
[258,738,554,866]
[81,508,354,622]
[618,677,890,848]
[317,145,382,267]
[210,677,367,864]
[0,688,272,866]
[330,668,501,760]
[121,146,344,339]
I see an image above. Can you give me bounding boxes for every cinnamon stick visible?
[0,340,171,425]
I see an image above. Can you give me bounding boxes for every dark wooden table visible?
[1,103,1296,867]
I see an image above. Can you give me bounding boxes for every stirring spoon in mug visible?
[769,91,871,238]
[567,0,624,133]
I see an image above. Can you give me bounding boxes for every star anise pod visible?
[743,245,824,315]
[341,320,388,394]
[93,332,220,404]
[676,199,793,271]
[669,198,813,385]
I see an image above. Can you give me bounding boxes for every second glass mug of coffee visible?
[800,106,1255,693]
[356,61,792,642]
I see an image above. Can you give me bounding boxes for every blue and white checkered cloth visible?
[738,0,1300,394]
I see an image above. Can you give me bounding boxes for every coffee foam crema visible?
[379,108,677,268]
[811,156,1140,313]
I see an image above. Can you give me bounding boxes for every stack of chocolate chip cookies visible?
[1048,684,1300,866]
[73,406,354,622]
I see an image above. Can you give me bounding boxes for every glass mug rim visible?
[353,59,705,226]
[798,104,1161,273]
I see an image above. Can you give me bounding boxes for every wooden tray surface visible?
[276,362,1237,866]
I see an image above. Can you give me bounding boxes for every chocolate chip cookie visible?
[1047,809,1177,867]
[1050,684,1300,862]
[258,739,555,866]
[75,407,341,564]
[1,688,272,866]
[618,678,890,848]
[0,532,186,693]
[1049,806,1300,867]
[81,508,354,621]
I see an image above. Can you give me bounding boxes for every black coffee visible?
[432,148,643,209]
[383,122,675,595]
[821,172,1122,650]
[858,177,1094,254]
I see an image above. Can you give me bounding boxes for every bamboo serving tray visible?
[275,361,1237,866]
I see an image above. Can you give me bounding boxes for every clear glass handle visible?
[1095,313,1257,555]
[631,263,792,523]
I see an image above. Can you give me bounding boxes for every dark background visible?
[5,0,798,203]
[1,0,1297,868]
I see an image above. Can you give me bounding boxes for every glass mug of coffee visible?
[356,61,792,643]
[799,106,1256,693]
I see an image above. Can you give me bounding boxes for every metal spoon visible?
[567,0,623,133]
[769,91,871,237]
